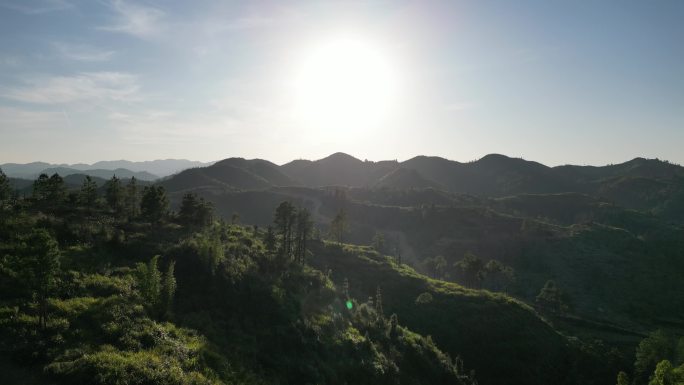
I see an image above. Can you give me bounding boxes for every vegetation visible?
[3,153,684,385]
[1,173,480,384]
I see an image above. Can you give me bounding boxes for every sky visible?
[0,0,682,166]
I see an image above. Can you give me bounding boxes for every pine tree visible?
[136,255,162,311]
[329,208,348,243]
[0,168,11,205]
[161,261,176,319]
[389,313,399,339]
[79,175,99,212]
[264,225,276,253]
[104,175,124,214]
[294,208,312,263]
[17,229,61,330]
[274,201,296,257]
[125,177,140,218]
[140,186,169,223]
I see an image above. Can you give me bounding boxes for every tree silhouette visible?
[179,192,213,227]
[274,201,296,257]
[125,176,140,218]
[535,280,569,316]
[0,168,11,207]
[454,252,484,288]
[140,185,169,223]
[17,229,61,330]
[264,225,276,253]
[79,175,99,212]
[330,208,348,243]
[294,208,312,263]
[104,175,124,214]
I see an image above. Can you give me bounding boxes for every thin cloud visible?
[53,42,115,62]
[0,72,141,104]
[0,0,72,14]
[98,0,165,39]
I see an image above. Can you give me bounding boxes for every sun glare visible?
[292,36,399,134]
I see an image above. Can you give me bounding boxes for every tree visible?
[422,255,448,279]
[135,255,162,312]
[264,225,276,253]
[274,201,296,257]
[104,175,124,213]
[33,173,66,207]
[635,330,678,384]
[375,285,383,317]
[140,185,169,222]
[294,208,312,263]
[454,252,484,288]
[160,261,176,319]
[649,360,675,385]
[179,193,213,227]
[389,313,399,339]
[0,168,11,206]
[79,175,99,211]
[482,259,515,292]
[616,371,629,385]
[16,229,61,329]
[535,280,570,316]
[124,177,140,218]
[329,208,348,243]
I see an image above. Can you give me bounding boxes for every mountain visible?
[1,159,213,180]
[0,162,54,179]
[160,153,684,216]
[374,167,443,190]
[401,154,577,195]
[89,159,214,177]
[281,152,399,187]
[160,157,295,192]
[40,167,158,181]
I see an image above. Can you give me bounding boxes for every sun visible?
[292,36,399,134]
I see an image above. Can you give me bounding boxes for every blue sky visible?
[0,0,682,165]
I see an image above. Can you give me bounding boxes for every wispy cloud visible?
[0,0,72,14]
[99,0,165,39]
[0,72,140,104]
[53,42,115,62]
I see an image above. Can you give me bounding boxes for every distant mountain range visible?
[159,152,684,205]
[1,159,214,180]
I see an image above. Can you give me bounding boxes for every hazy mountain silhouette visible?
[281,152,399,187]
[162,152,684,208]
[40,167,158,181]
[1,159,213,179]
[160,158,294,192]
[374,167,444,190]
